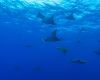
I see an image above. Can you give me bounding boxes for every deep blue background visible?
[0,3,100,80]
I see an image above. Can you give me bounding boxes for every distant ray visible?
[36,12,45,19]
[24,44,33,48]
[43,30,61,42]
[57,47,69,54]
[42,15,56,25]
[71,59,87,64]
[32,66,43,72]
[94,50,100,55]
[66,12,75,21]
[14,64,21,71]
[79,27,87,32]
[76,39,81,43]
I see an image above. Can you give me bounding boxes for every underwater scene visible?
[0,0,100,80]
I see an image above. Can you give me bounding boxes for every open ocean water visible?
[0,0,100,80]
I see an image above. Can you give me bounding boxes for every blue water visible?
[0,0,100,80]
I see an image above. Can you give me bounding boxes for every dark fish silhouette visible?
[57,47,69,54]
[72,59,87,64]
[43,30,60,42]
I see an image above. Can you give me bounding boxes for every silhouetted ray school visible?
[0,1,100,80]
[36,11,78,25]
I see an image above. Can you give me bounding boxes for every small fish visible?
[71,59,87,64]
